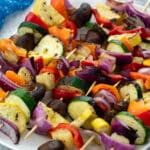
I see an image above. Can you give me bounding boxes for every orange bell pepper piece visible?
[72,40,97,58]
[0,88,7,102]
[128,100,150,115]
[144,78,150,90]
[130,72,150,81]
[5,70,25,86]
[0,39,27,57]
[120,37,133,52]
[51,0,68,19]
[92,83,120,102]
[49,25,73,50]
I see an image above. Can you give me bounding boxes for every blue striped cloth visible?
[0,0,33,29]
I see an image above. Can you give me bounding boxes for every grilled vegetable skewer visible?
[142,0,150,12]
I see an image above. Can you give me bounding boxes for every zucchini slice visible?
[68,100,97,129]
[71,96,103,117]
[28,35,65,65]
[107,40,128,53]
[108,33,141,48]
[119,82,143,102]
[116,111,149,144]
[58,76,90,94]
[18,22,47,43]
[6,95,31,122]
[85,22,108,41]
[9,88,36,113]
[0,103,27,134]
[111,133,130,144]
[18,22,47,35]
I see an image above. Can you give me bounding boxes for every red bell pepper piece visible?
[81,60,98,67]
[34,57,44,73]
[92,9,112,28]
[122,63,143,72]
[132,46,144,58]
[40,66,60,81]
[106,74,125,83]
[19,57,28,64]
[50,123,83,149]
[137,110,150,128]
[64,20,77,38]
[53,88,82,102]
[25,12,48,31]
[109,26,150,39]
[109,25,125,35]
[126,27,150,39]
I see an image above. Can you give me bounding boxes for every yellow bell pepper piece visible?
[128,33,142,48]
[143,58,150,67]
[33,0,43,15]
[71,108,93,128]
[91,118,111,134]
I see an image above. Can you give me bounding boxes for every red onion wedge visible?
[79,128,101,145]
[95,89,117,104]
[125,3,150,28]
[106,0,133,12]
[76,66,100,83]
[101,133,136,150]
[0,116,20,144]
[94,97,111,110]
[22,58,36,76]
[30,102,52,134]
[99,52,116,73]
[138,68,150,75]
[0,54,20,73]
[64,0,76,15]
[142,50,150,59]
[111,118,138,144]
[95,48,133,64]
[0,73,21,91]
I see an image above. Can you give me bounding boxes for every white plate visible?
[0,0,150,150]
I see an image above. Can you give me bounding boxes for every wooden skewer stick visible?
[85,81,97,96]
[65,48,76,59]
[113,80,121,88]
[142,0,150,12]
[80,135,95,150]
[0,123,3,128]
[24,125,38,140]
[59,97,63,101]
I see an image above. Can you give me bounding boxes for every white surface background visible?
[0,0,150,150]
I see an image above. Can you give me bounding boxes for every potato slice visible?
[34,0,64,26]
[51,129,75,150]
[0,103,27,133]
